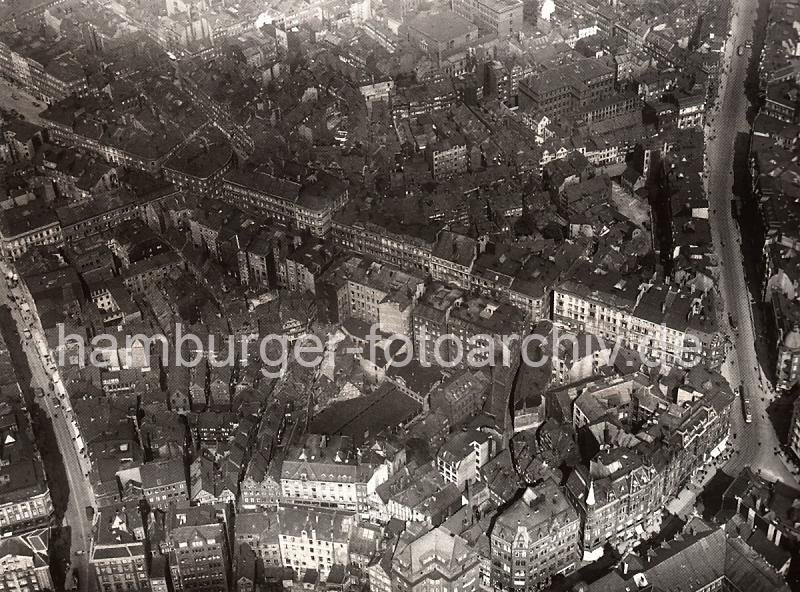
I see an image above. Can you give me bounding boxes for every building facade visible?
[451,0,523,37]
[490,480,581,591]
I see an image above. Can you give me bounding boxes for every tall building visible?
[140,458,189,511]
[566,457,664,560]
[0,38,87,103]
[91,505,149,592]
[518,59,615,120]
[0,533,53,592]
[451,0,523,37]
[331,200,442,275]
[436,430,493,490]
[277,505,354,580]
[165,504,231,592]
[563,368,733,558]
[0,409,53,536]
[323,255,426,336]
[490,480,581,591]
[281,434,373,513]
[552,264,724,369]
[405,11,479,62]
[222,168,348,238]
[391,526,482,592]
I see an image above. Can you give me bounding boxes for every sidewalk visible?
[665,444,733,520]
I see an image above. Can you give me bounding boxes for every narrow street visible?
[704,0,798,486]
[0,265,95,592]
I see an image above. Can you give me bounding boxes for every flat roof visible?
[407,11,478,44]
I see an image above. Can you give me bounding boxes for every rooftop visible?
[406,11,478,45]
[493,479,579,545]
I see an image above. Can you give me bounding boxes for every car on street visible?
[741,386,753,423]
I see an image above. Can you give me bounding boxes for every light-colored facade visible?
[392,526,481,592]
[277,505,354,580]
[91,506,149,592]
[0,534,53,592]
[552,277,723,369]
[338,256,426,335]
[490,480,581,590]
[451,0,523,37]
[281,435,372,513]
[222,169,348,238]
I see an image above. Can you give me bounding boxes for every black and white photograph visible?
[0,0,798,590]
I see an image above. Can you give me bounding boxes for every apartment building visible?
[406,11,478,60]
[490,480,581,590]
[235,511,282,567]
[331,199,442,274]
[436,430,493,490]
[429,368,491,427]
[451,0,523,37]
[2,119,44,163]
[329,255,427,336]
[165,505,231,592]
[239,455,282,512]
[222,168,348,238]
[281,434,372,513]
[764,81,798,123]
[518,58,615,120]
[163,129,234,197]
[284,239,337,295]
[447,295,530,369]
[430,139,469,179]
[552,266,724,369]
[564,369,734,558]
[677,95,705,130]
[393,78,460,119]
[0,38,87,103]
[566,457,664,560]
[0,206,63,261]
[391,526,482,592]
[773,294,800,391]
[430,230,477,289]
[140,458,188,511]
[413,282,466,362]
[0,411,53,536]
[121,251,184,295]
[0,535,53,592]
[576,91,641,125]
[277,505,354,580]
[56,184,178,242]
[42,118,160,174]
[789,396,800,461]
[91,505,149,592]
